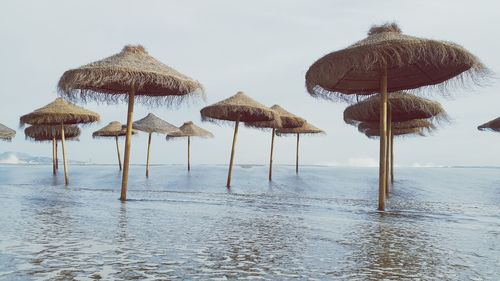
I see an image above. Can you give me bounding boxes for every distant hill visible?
[0,152,85,165]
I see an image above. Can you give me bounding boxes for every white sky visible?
[0,0,499,166]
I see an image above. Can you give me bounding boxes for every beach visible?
[1,0,500,280]
[0,165,499,280]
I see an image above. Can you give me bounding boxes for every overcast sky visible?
[0,0,499,167]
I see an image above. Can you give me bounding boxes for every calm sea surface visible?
[0,164,499,280]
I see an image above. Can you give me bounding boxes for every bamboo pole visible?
[120,86,135,201]
[386,104,392,195]
[296,133,300,174]
[55,140,58,170]
[226,118,240,188]
[52,137,56,175]
[61,123,69,185]
[115,136,122,171]
[146,133,152,177]
[187,136,191,171]
[391,132,394,183]
[268,128,275,181]
[378,66,388,211]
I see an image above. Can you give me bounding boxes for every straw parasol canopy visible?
[276,122,325,175]
[344,92,447,125]
[58,45,204,105]
[133,113,179,177]
[133,113,180,135]
[25,125,81,141]
[200,91,280,187]
[305,23,489,101]
[358,119,436,134]
[20,98,100,126]
[478,117,500,132]
[0,123,16,141]
[58,44,204,201]
[166,121,214,171]
[166,121,213,139]
[200,91,280,124]
[346,93,444,187]
[93,121,137,138]
[276,122,325,136]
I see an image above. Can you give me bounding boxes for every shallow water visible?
[0,164,499,280]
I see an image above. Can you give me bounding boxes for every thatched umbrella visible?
[276,122,325,174]
[344,92,448,125]
[200,91,279,187]
[305,22,488,210]
[20,98,99,185]
[361,118,434,174]
[345,92,446,191]
[25,125,81,175]
[132,113,180,177]
[166,121,214,171]
[58,45,203,200]
[0,123,16,141]
[93,121,138,170]
[345,93,446,188]
[478,117,500,132]
[359,119,435,187]
[245,105,305,181]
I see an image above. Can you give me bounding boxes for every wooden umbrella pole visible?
[120,86,135,201]
[268,128,276,181]
[146,133,152,177]
[296,133,300,174]
[187,136,191,171]
[55,140,59,170]
[391,132,394,183]
[52,137,56,175]
[226,118,240,188]
[115,136,122,171]
[386,104,392,195]
[61,123,69,185]
[378,66,388,211]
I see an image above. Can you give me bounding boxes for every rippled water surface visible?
[0,164,499,280]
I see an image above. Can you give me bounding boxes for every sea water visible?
[0,165,499,280]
